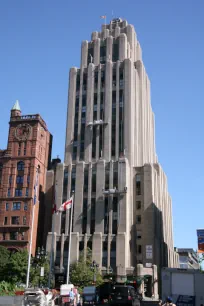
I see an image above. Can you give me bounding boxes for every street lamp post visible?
[90,260,99,284]
[33,246,48,288]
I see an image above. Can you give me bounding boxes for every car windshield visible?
[84,295,95,301]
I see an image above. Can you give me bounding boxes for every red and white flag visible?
[100,15,106,19]
[57,197,73,213]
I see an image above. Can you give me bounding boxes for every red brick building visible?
[0,101,52,255]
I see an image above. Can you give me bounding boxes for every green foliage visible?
[6,249,28,284]
[0,246,10,281]
[70,248,103,287]
[30,259,50,287]
[0,281,15,296]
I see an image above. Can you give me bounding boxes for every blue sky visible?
[0,0,203,253]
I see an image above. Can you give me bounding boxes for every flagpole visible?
[26,166,39,289]
[66,193,74,284]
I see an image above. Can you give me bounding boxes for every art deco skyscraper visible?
[47,18,178,282]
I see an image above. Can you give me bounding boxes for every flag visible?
[33,167,39,205]
[52,188,57,214]
[57,197,73,213]
[100,15,106,19]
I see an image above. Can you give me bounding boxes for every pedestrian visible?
[158,300,163,306]
[163,297,176,306]
[69,288,75,306]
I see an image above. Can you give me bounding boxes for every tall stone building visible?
[47,18,178,281]
[0,101,52,255]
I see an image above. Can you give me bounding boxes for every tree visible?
[6,249,28,284]
[0,246,10,281]
[70,249,103,287]
[30,256,50,287]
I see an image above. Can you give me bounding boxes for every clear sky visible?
[0,0,203,253]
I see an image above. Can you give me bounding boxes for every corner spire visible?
[12,100,21,111]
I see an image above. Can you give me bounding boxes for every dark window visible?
[23,216,26,225]
[119,90,124,155]
[9,175,12,185]
[112,72,116,88]
[4,217,8,225]
[71,167,76,192]
[112,197,118,234]
[101,70,105,88]
[79,241,84,252]
[17,161,25,171]
[18,143,21,156]
[80,141,84,160]
[119,69,124,87]
[105,164,110,190]
[92,127,96,159]
[104,198,109,234]
[61,212,66,234]
[136,215,141,224]
[84,166,89,193]
[112,41,119,62]
[16,176,24,184]
[24,202,28,211]
[136,174,141,195]
[0,163,2,185]
[90,198,95,234]
[92,166,96,192]
[88,48,94,64]
[112,92,116,157]
[3,233,6,240]
[137,231,142,239]
[27,175,30,184]
[25,188,29,197]
[63,168,68,203]
[138,245,142,254]
[100,46,106,64]
[5,203,9,211]
[102,241,108,267]
[94,72,98,89]
[99,125,103,158]
[110,240,116,269]
[12,216,20,225]
[10,232,18,240]
[87,240,92,251]
[113,164,118,189]
[82,198,87,234]
[72,146,77,160]
[13,202,21,211]
[136,201,141,209]
[15,189,22,197]
[7,188,11,197]
[76,74,80,91]
[24,142,27,156]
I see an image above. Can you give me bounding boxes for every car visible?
[110,285,139,306]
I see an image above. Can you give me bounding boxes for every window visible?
[0,163,2,185]
[138,245,142,254]
[23,216,26,225]
[71,167,76,192]
[84,167,89,193]
[27,175,30,184]
[101,70,105,88]
[92,166,96,192]
[82,199,87,234]
[13,202,21,211]
[112,73,116,88]
[112,42,119,62]
[7,188,11,197]
[10,232,18,240]
[24,203,28,211]
[17,161,24,171]
[136,174,141,195]
[18,143,21,156]
[25,188,29,196]
[92,127,96,159]
[102,241,108,267]
[137,231,142,239]
[9,175,12,185]
[79,241,84,252]
[5,203,9,211]
[24,142,27,156]
[16,176,24,184]
[136,215,141,224]
[3,233,6,240]
[110,240,116,269]
[90,198,95,234]
[4,217,8,225]
[112,197,118,234]
[63,168,68,203]
[113,163,118,189]
[15,189,22,197]
[12,216,19,225]
[88,48,94,64]
[104,197,109,234]
[100,46,106,64]
[136,201,141,209]
[105,164,109,190]
[21,232,25,240]
[76,74,80,91]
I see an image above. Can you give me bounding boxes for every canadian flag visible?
[57,197,73,213]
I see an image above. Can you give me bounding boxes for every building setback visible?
[0,102,52,255]
[47,18,178,280]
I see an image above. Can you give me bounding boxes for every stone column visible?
[93,233,102,268]
[152,265,159,299]
[94,38,100,66]
[119,34,127,61]
[95,160,105,232]
[81,40,88,68]
[64,67,77,165]
[106,36,113,62]
[70,233,79,263]
[104,61,112,160]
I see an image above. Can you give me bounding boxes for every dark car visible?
[110,285,139,306]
